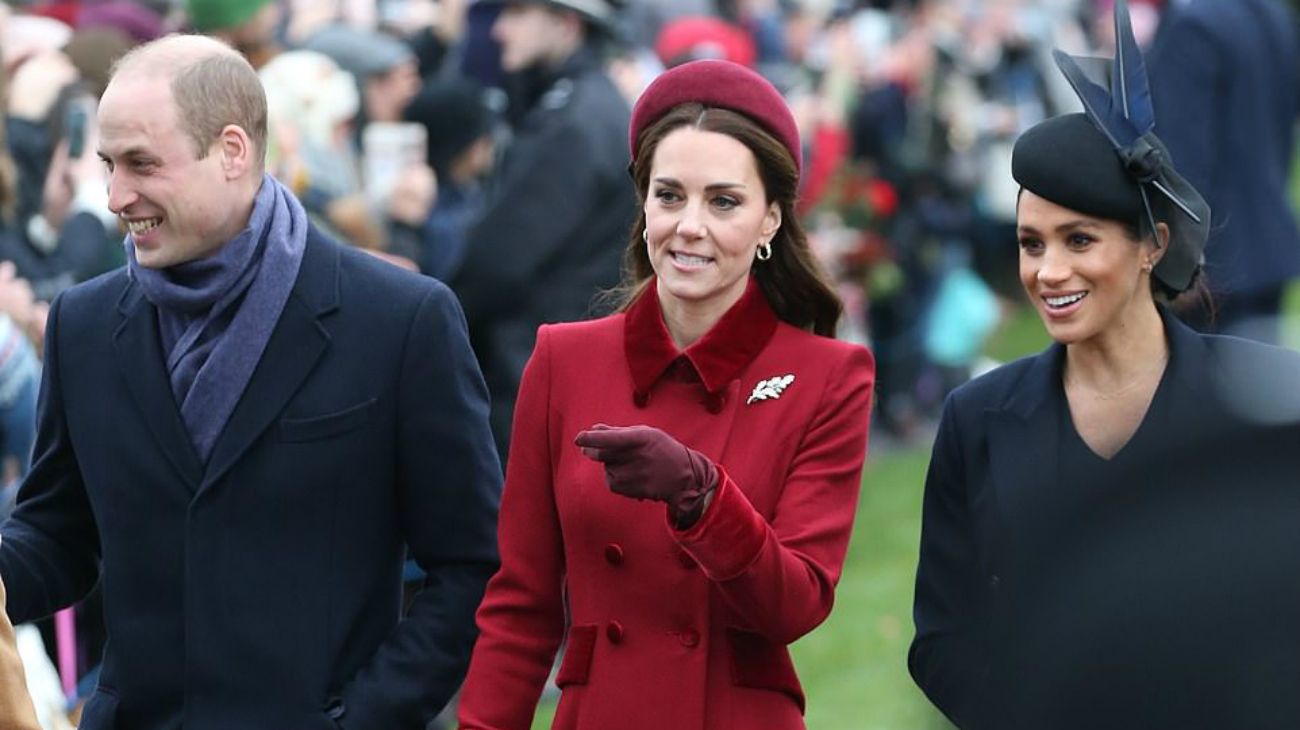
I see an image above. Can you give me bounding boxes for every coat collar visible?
[997,304,1207,423]
[113,227,340,492]
[624,276,779,404]
[987,304,1208,554]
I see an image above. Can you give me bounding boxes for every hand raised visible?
[575,424,717,526]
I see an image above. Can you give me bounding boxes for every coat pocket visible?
[279,398,378,442]
[554,624,598,687]
[78,686,120,730]
[726,627,806,713]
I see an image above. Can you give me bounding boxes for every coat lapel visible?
[199,234,339,493]
[113,283,204,490]
[986,345,1065,550]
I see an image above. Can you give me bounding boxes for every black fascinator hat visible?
[1011,0,1209,293]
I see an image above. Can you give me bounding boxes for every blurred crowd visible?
[0,0,1295,725]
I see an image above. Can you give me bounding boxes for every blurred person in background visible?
[458,59,874,730]
[400,0,474,78]
[3,21,122,303]
[301,24,435,266]
[184,0,283,68]
[62,25,140,99]
[256,49,382,248]
[402,76,497,281]
[451,0,636,461]
[1147,0,1300,344]
[74,1,166,46]
[0,34,501,729]
[0,42,46,498]
[12,88,119,303]
[910,4,1300,727]
[653,14,757,68]
[302,22,424,126]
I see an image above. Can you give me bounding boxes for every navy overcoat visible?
[0,228,502,729]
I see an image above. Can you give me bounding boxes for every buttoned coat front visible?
[458,280,875,730]
[0,230,502,730]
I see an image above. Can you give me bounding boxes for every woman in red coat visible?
[457,59,875,730]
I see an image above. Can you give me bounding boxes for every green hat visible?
[185,0,272,33]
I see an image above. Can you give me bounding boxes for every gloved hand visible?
[575,424,718,528]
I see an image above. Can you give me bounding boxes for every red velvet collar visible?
[624,277,779,405]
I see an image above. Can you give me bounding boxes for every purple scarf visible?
[127,174,307,463]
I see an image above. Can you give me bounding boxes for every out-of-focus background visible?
[2,0,1300,727]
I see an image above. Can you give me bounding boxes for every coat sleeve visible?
[336,282,503,728]
[0,292,103,624]
[671,346,874,644]
[907,393,986,728]
[458,326,566,730]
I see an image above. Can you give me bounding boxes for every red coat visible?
[459,279,875,729]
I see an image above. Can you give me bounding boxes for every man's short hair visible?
[111,35,268,166]
[171,52,267,164]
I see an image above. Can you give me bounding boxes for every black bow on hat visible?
[1052,0,1210,292]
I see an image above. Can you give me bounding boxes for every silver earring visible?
[756,240,772,261]
[642,229,648,243]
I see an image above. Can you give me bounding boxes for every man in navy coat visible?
[1147,0,1300,343]
[0,35,501,729]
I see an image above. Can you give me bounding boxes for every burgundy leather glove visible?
[574,424,719,528]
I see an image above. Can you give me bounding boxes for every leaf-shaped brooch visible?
[746,374,795,405]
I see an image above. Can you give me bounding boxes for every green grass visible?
[982,300,1050,365]
[790,449,951,730]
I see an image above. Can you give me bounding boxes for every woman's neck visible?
[1065,299,1168,393]
[656,280,746,350]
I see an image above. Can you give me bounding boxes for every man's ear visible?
[216,124,254,179]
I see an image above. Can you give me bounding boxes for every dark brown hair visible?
[613,103,842,336]
[1120,216,1216,324]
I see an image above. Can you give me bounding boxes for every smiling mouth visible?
[126,218,162,235]
[1044,292,1088,309]
[671,251,713,266]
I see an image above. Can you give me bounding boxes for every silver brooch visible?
[747,374,795,405]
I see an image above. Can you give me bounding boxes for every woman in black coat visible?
[909,3,1300,728]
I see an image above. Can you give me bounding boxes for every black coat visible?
[910,309,1300,729]
[0,229,502,729]
[452,47,637,456]
[1148,0,1300,297]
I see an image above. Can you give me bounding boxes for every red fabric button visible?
[606,621,625,644]
[679,629,700,648]
[604,543,624,565]
[705,392,725,414]
[677,550,697,569]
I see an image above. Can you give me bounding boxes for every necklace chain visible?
[1066,352,1169,400]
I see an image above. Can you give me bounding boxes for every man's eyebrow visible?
[97,146,156,161]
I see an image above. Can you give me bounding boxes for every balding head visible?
[110,34,267,167]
